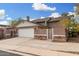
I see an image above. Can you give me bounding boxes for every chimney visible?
[26,16,30,21]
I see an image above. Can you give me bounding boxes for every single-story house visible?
[16,16,68,42]
[16,20,39,38]
[0,25,17,39]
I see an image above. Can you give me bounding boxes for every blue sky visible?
[0,3,75,25]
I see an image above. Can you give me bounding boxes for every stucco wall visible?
[48,22,66,35]
[48,22,67,42]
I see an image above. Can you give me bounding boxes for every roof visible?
[16,20,39,28]
[32,16,71,23]
[32,17,50,23]
[32,17,64,23]
[0,24,10,28]
[16,16,71,28]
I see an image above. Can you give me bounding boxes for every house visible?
[0,25,10,39]
[16,20,39,38]
[16,16,67,42]
[32,17,67,42]
[0,25,17,39]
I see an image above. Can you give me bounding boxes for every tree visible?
[9,20,18,27]
[61,13,68,17]
[9,17,23,27]
[60,13,77,29]
[60,13,78,37]
[9,16,30,27]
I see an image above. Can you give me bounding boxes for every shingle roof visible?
[32,17,62,23]
[0,24,10,27]
[0,24,10,28]
[15,16,70,27]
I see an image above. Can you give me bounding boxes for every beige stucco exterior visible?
[16,18,67,42]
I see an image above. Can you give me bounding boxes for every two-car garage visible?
[18,28,34,38]
[16,20,38,38]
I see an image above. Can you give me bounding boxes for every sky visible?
[0,3,75,25]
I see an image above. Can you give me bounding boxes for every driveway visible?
[0,50,21,56]
[0,37,79,56]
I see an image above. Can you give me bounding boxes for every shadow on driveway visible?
[0,50,22,56]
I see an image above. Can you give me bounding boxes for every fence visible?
[34,29,48,40]
[0,28,18,39]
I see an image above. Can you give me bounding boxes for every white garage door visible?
[18,28,34,38]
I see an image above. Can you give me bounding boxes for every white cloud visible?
[6,17,12,20]
[30,18,35,21]
[6,15,8,17]
[73,6,77,11]
[40,16,45,19]
[49,12,61,18]
[32,3,56,11]
[0,10,12,21]
[22,17,35,21]
[68,12,75,16]
[0,9,5,19]
[0,21,8,25]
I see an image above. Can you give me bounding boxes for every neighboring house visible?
[0,25,17,39]
[16,16,67,42]
[0,25,10,39]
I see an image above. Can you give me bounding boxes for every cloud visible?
[0,9,12,25]
[49,12,61,18]
[0,9,12,21]
[73,6,77,11]
[6,17,12,20]
[22,17,35,21]
[0,9,5,19]
[6,15,9,17]
[32,3,56,11]
[30,18,35,21]
[68,12,75,16]
[40,16,45,19]
[0,21,8,25]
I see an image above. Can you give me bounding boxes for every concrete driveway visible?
[0,50,21,56]
[0,37,79,56]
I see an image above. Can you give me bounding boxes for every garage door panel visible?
[18,28,34,38]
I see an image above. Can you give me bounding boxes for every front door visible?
[48,28,52,40]
[47,28,54,41]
